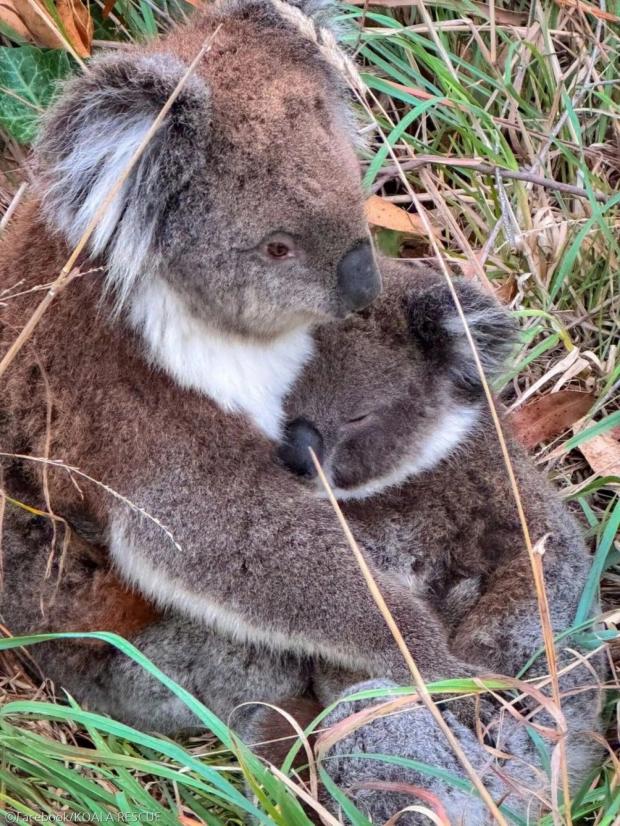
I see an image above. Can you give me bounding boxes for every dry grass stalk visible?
[0,181,27,233]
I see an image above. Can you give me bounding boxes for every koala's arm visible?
[106,434,471,687]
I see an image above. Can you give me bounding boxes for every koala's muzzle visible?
[278,417,324,479]
[337,241,382,313]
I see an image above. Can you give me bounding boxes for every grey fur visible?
[322,680,543,826]
[35,0,365,336]
[1,504,311,736]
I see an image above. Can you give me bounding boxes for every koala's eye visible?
[267,241,292,259]
[261,233,296,261]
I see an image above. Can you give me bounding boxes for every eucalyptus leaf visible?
[0,46,74,143]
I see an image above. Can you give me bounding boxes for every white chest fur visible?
[129,278,314,440]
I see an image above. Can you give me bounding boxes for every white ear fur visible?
[47,113,153,255]
[36,53,210,310]
[442,300,517,387]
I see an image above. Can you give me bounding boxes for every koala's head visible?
[35,0,380,339]
[279,261,517,499]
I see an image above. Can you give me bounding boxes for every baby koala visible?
[277,258,603,822]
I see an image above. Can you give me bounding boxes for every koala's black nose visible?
[337,241,382,313]
[278,417,324,479]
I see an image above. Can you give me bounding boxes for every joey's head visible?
[279,262,517,499]
[35,0,380,341]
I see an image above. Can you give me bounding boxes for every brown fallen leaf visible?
[493,275,517,304]
[58,0,92,56]
[0,2,30,40]
[578,432,620,477]
[508,390,595,450]
[0,0,92,57]
[365,195,428,237]
[0,0,58,47]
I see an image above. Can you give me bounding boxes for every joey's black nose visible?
[337,241,382,313]
[278,417,324,479]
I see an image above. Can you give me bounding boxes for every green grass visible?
[0,0,619,823]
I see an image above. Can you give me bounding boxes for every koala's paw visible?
[321,679,495,825]
[405,281,517,397]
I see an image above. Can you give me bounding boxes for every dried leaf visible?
[0,3,31,40]
[57,0,92,57]
[0,1,60,48]
[508,391,595,449]
[0,0,92,56]
[494,275,517,304]
[365,195,428,236]
[578,433,620,477]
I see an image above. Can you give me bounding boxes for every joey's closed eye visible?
[340,412,376,433]
[347,412,372,425]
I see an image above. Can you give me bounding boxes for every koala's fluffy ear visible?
[35,53,211,305]
[406,280,517,396]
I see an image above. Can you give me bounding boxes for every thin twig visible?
[0,182,27,233]
[372,156,608,203]
[0,452,183,555]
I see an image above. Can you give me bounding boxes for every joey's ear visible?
[35,53,211,305]
[406,280,517,396]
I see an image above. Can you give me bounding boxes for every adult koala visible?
[0,0,469,731]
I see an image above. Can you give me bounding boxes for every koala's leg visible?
[320,680,552,826]
[450,527,590,673]
[0,508,311,736]
[81,619,311,736]
[13,615,312,737]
